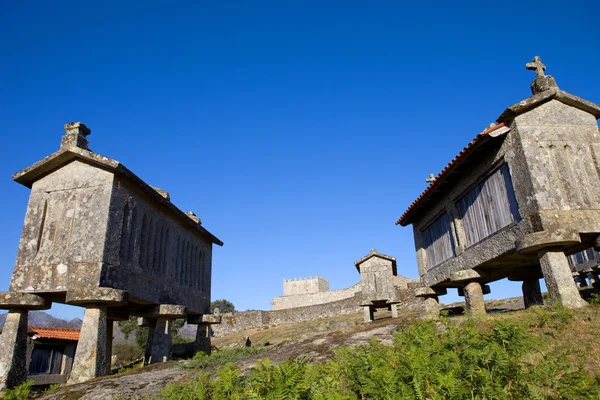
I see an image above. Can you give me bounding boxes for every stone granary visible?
[355,249,401,322]
[0,123,223,389]
[397,57,600,316]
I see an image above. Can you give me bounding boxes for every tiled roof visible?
[29,326,80,341]
[396,122,509,226]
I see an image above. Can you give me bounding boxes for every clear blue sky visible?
[1,1,599,320]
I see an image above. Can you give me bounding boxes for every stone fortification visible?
[272,283,360,310]
[283,275,329,296]
[215,284,424,336]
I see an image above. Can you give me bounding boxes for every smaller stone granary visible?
[397,57,600,317]
[0,123,223,389]
[355,249,401,322]
[27,327,79,386]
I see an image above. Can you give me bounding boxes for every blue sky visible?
[1,1,599,320]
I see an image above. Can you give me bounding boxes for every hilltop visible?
[34,298,600,399]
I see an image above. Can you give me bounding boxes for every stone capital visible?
[0,292,51,310]
[65,288,128,306]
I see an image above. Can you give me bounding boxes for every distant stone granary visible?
[398,57,600,316]
[355,249,403,322]
[271,250,418,323]
[0,123,223,389]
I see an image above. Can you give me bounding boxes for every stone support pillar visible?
[390,303,398,318]
[142,318,157,366]
[463,282,486,316]
[69,305,109,384]
[194,324,211,355]
[522,278,544,308]
[149,317,172,364]
[106,319,114,372]
[587,272,598,289]
[539,250,586,308]
[423,296,440,319]
[591,271,600,289]
[0,309,29,390]
[363,306,374,322]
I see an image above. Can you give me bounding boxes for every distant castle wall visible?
[272,283,361,310]
[283,275,329,296]
[212,285,425,337]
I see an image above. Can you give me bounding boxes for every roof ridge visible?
[396,122,508,226]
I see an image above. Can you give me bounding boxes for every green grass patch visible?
[155,307,600,399]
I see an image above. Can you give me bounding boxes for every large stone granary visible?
[0,123,223,388]
[398,57,600,316]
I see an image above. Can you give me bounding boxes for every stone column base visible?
[0,309,29,390]
[423,296,441,320]
[149,317,172,364]
[539,250,586,309]
[68,305,109,384]
[363,306,374,322]
[194,324,211,355]
[464,282,486,316]
[522,278,544,308]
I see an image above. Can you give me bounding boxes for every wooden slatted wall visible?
[457,163,520,248]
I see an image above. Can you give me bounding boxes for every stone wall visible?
[272,283,360,310]
[213,288,424,337]
[283,276,329,296]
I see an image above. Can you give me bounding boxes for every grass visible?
[154,304,600,400]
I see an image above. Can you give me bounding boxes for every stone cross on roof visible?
[526,56,546,78]
[524,56,558,95]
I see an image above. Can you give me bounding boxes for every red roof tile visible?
[396,122,509,226]
[29,326,80,341]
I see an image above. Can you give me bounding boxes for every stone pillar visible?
[463,282,486,316]
[587,272,598,289]
[363,306,374,322]
[423,296,440,319]
[106,319,114,373]
[591,271,600,289]
[69,305,109,384]
[539,250,586,308]
[522,278,544,308]
[149,317,172,364]
[0,309,29,390]
[194,324,211,355]
[390,303,398,318]
[143,319,157,366]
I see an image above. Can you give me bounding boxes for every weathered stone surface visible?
[0,310,29,389]
[0,292,51,310]
[450,269,484,283]
[423,296,441,320]
[69,305,110,384]
[539,250,586,308]
[399,59,600,313]
[522,278,544,308]
[141,304,186,318]
[66,288,128,305]
[463,282,486,316]
[363,306,374,323]
[149,317,172,364]
[194,324,211,355]
[414,287,447,297]
[186,314,221,325]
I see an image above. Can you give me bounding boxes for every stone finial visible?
[525,56,558,95]
[61,122,91,150]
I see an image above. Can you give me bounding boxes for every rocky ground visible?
[37,298,523,400]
